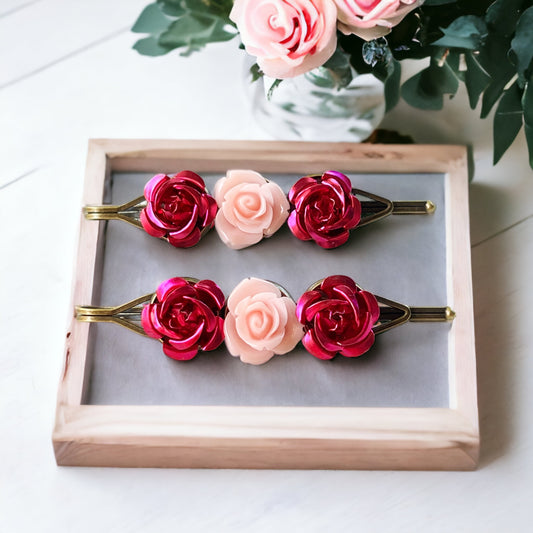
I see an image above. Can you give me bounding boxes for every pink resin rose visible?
[230,0,338,78]
[297,275,380,359]
[288,170,361,249]
[141,277,225,361]
[334,0,423,40]
[140,171,218,248]
[214,170,290,250]
[225,278,304,365]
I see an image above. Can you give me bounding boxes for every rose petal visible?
[167,226,201,248]
[263,181,290,236]
[273,298,304,354]
[287,210,311,241]
[166,321,205,350]
[296,289,323,323]
[141,304,161,339]
[228,278,281,314]
[322,171,352,195]
[155,277,191,303]
[214,170,268,206]
[143,173,168,202]
[162,341,199,361]
[200,316,225,351]
[139,207,167,238]
[224,313,275,365]
[174,170,206,193]
[194,279,226,312]
[288,176,319,204]
[339,331,375,357]
[214,209,264,250]
[302,330,336,360]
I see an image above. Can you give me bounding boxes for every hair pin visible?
[76,275,454,365]
[84,170,434,250]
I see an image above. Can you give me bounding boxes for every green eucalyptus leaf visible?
[250,63,263,82]
[485,0,523,36]
[464,51,491,109]
[432,15,488,50]
[158,12,235,51]
[133,36,172,56]
[267,79,283,100]
[493,82,524,164]
[511,6,533,82]
[384,58,401,112]
[401,55,460,110]
[158,1,186,17]
[132,3,173,34]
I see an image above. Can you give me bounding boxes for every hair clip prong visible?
[83,196,145,230]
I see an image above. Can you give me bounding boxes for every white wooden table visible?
[1,1,532,531]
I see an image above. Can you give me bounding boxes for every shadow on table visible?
[470,183,516,467]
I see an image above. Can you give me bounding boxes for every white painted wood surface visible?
[1,1,532,531]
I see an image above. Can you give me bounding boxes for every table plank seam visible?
[0,166,41,190]
[472,213,533,248]
[0,25,130,91]
[0,0,42,19]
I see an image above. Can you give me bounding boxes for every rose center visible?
[158,189,196,226]
[235,192,264,217]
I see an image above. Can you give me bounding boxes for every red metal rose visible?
[287,171,361,249]
[140,171,218,248]
[141,277,225,360]
[296,275,380,359]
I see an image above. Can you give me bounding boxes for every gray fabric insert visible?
[84,171,449,407]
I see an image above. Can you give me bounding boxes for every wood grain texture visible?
[53,140,478,470]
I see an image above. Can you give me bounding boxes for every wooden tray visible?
[53,140,478,469]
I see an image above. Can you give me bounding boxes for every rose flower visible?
[334,0,423,41]
[225,278,304,365]
[214,170,289,250]
[230,0,338,78]
[297,275,380,359]
[141,277,225,360]
[288,170,361,249]
[140,171,218,248]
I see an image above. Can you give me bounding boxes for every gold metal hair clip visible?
[76,275,453,364]
[84,169,435,250]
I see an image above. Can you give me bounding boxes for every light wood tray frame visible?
[53,140,478,470]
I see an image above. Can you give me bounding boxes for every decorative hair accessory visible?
[84,170,433,250]
[76,277,225,360]
[76,275,454,364]
[84,171,217,248]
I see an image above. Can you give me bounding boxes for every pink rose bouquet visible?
[334,1,423,40]
[134,2,533,170]
[229,0,339,78]
[297,275,380,359]
[141,277,225,360]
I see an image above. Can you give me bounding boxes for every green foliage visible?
[132,0,236,56]
[132,0,533,169]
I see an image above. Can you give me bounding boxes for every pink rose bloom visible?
[140,171,218,248]
[225,278,304,365]
[141,277,225,360]
[214,170,289,250]
[230,0,338,78]
[297,275,380,359]
[334,0,423,41]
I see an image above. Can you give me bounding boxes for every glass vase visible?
[246,54,385,142]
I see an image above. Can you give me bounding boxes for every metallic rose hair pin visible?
[76,275,454,365]
[84,170,435,250]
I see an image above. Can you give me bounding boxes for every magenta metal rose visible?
[296,275,380,359]
[140,171,218,248]
[288,171,362,249]
[141,277,225,360]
